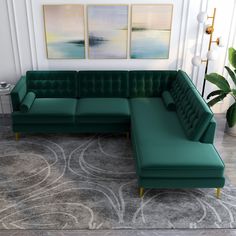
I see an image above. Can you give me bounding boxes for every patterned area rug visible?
[0,129,236,230]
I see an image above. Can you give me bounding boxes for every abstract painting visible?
[87,5,128,59]
[131,5,173,59]
[43,5,85,59]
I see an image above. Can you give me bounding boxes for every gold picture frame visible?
[87,4,129,59]
[130,4,173,59]
[43,4,86,59]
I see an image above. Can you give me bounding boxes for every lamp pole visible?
[201,8,217,97]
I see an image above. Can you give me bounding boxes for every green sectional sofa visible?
[11,70,225,198]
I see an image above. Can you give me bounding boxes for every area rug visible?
[0,129,236,229]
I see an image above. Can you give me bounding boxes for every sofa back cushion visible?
[170,70,213,141]
[78,71,129,98]
[171,70,195,93]
[129,70,177,97]
[26,71,77,98]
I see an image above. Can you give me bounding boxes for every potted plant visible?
[205,47,236,136]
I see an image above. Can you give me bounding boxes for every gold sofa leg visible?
[139,187,144,198]
[216,188,221,199]
[15,133,19,141]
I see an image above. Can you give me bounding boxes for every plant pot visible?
[225,123,236,136]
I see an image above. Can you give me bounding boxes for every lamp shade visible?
[205,24,214,34]
[207,49,218,61]
[197,12,208,23]
[192,56,202,66]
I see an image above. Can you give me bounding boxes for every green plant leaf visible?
[207,90,225,99]
[232,89,236,96]
[205,73,231,92]
[229,47,236,69]
[207,93,227,107]
[226,102,236,127]
[231,89,236,101]
[225,66,236,86]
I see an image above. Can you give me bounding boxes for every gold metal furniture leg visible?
[139,187,144,198]
[15,133,19,141]
[216,188,221,199]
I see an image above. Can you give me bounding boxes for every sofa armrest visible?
[11,76,27,111]
[200,118,216,144]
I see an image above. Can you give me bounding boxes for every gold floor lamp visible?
[192,8,224,97]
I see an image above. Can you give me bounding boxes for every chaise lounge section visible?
[10,70,225,198]
[129,71,224,197]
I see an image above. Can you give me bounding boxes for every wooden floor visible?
[214,114,236,186]
[0,114,235,236]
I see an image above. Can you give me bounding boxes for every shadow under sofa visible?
[10,70,225,198]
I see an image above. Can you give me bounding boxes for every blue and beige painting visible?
[44,5,85,59]
[88,5,128,59]
[131,5,173,59]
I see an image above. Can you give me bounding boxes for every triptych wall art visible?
[43,5,85,59]
[43,4,173,59]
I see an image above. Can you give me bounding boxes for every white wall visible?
[0,0,236,113]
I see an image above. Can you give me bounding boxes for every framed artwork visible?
[131,4,173,59]
[87,5,128,59]
[43,5,85,59]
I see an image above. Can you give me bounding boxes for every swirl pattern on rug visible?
[0,132,235,230]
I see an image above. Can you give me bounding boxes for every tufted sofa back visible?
[171,70,195,92]
[26,71,77,98]
[170,70,213,141]
[129,71,177,97]
[78,71,129,98]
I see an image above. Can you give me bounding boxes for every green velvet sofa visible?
[11,70,225,198]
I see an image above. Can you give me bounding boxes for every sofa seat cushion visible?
[130,98,224,178]
[76,98,130,123]
[12,98,77,124]
[135,141,224,178]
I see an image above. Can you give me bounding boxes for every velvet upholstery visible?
[12,123,130,133]
[200,118,217,144]
[138,178,225,189]
[170,71,213,141]
[76,98,130,123]
[26,71,77,98]
[11,76,27,111]
[130,98,224,179]
[12,98,77,124]
[11,70,225,193]
[20,92,36,113]
[129,70,177,97]
[78,71,129,98]
[161,91,175,110]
